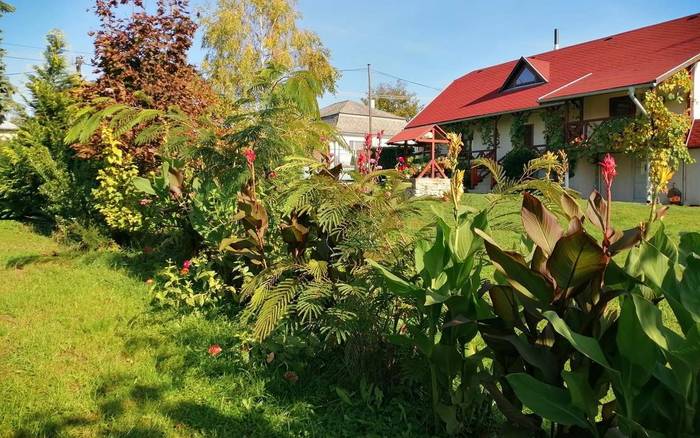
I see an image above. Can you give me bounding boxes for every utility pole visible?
[367,63,373,139]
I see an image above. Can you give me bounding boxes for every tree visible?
[76,0,216,165]
[0,1,15,123]
[199,0,338,103]
[361,80,423,120]
[0,30,93,222]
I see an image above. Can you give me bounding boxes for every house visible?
[390,13,700,204]
[0,120,18,141]
[321,100,407,170]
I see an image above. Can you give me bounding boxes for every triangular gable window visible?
[501,58,547,91]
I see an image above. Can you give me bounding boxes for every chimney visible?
[554,28,560,50]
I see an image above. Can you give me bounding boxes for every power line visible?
[5,55,44,62]
[372,69,441,91]
[2,42,92,55]
[336,65,442,91]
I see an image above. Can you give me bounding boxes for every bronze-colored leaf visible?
[521,192,563,255]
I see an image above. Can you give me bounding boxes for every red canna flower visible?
[243,148,256,166]
[208,344,222,357]
[600,153,617,189]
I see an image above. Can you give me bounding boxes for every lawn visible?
[0,194,698,437]
[0,221,428,437]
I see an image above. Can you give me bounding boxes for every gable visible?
[405,13,700,129]
[501,57,548,91]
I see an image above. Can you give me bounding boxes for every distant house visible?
[0,120,18,141]
[320,100,407,170]
[390,14,700,204]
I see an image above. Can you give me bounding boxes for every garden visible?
[1,1,700,437]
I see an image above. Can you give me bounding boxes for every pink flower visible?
[243,148,256,166]
[208,344,222,357]
[182,260,191,270]
[139,198,152,206]
[397,156,405,164]
[600,153,617,188]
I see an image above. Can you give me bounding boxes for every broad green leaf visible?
[543,311,613,370]
[424,221,447,278]
[435,404,459,435]
[132,176,156,195]
[521,192,562,254]
[547,220,606,290]
[475,229,554,303]
[414,239,429,274]
[562,369,597,418]
[679,256,700,323]
[617,296,659,369]
[648,224,678,264]
[506,373,589,428]
[489,334,558,383]
[679,232,700,265]
[448,218,474,261]
[366,259,421,298]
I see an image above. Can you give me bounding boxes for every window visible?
[504,65,542,90]
[609,96,636,118]
[523,124,534,148]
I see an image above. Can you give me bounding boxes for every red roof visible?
[406,13,700,129]
[688,120,700,149]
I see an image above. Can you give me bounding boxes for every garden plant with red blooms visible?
[208,344,222,357]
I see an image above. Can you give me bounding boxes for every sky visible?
[3,0,699,110]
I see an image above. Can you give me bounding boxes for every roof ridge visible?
[452,12,700,83]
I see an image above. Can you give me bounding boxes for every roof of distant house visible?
[402,13,700,131]
[320,100,406,120]
[320,100,407,137]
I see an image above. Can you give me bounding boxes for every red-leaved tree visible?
[76,0,216,164]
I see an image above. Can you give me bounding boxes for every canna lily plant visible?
[475,153,700,437]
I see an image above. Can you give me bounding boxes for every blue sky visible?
[3,0,699,109]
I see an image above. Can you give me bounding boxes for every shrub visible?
[500,147,538,179]
[151,254,238,308]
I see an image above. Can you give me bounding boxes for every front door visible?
[633,158,648,203]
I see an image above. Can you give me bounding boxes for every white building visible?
[320,100,407,170]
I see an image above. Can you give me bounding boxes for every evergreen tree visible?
[0,1,15,123]
[0,30,93,222]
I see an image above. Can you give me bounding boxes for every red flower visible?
[243,148,256,166]
[267,171,277,179]
[600,153,617,188]
[208,344,222,357]
[180,268,190,276]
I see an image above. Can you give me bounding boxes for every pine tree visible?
[0,1,15,123]
[0,30,93,222]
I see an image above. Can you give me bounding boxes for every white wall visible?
[672,149,700,206]
[329,134,395,170]
[692,62,700,119]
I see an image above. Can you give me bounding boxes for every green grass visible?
[0,221,429,437]
[1,194,698,437]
